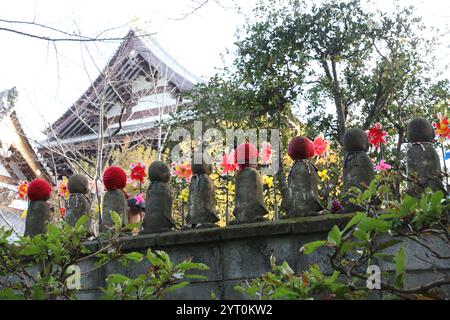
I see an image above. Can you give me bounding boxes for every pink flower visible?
[313,135,329,156]
[219,150,238,175]
[374,160,392,171]
[367,123,388,151]
[260,142,272,164]
[134,193,145,205]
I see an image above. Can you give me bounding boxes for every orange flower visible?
[172,163,192,182]
[18,181,28,200]
[57,177,69,199]
[433,113,450,142]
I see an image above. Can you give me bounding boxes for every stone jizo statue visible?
[341,128,375,212]
[101,166,128,232]
[65,174,92,231]
[187,162,219,228]
[282,136,323,217]
[142,161,175,233]
[232,143,268,224]
[406,117,447,197]
[24,179,52,237]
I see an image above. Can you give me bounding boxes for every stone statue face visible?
[68,174,89,194]
[191,163,212,175]
[407,117,435,143]
[343,128,369,152]
[148,161,170,182]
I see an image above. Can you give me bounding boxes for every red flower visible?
[288,136,315,160]
[18,181,28,200]
[28,179,52,201]
[367,123,387,151]
[219,150,238,174]
[59,207,66,218]
[234,143,259,170]
[103,166,127,190]
[130,162,147,183]
[313,135,329,156]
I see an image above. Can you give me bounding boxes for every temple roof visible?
[46,30,201,140]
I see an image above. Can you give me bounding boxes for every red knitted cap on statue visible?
[103,166,127,191]
[234,143,259,170]
[27,179,52,201]
[288,136,315,160]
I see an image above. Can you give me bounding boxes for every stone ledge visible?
[112,213,354,250]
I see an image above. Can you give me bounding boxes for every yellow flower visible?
[178,188,189,202]
[226,181,235,192]
[316,157,327,166]
[328,153,337,164]
[21,210,27,219]
[262,175,274,188]
[318,169,330,181]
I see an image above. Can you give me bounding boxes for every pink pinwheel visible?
[260,142,272,164]
[134,193,145,206]
[374,160,392,171]
[367,123,388,151]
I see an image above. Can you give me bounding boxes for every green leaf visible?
[19,244,41,256]
[327,225,341,246]
[184,274,208,280]
[395,247,407,288]
[110,211,122,229]
[299,240,326,254]
[342,212,365,233]
[176,261,209,271]
[353,228,369,242]
[124,252,144,263]
[31,285,45,300]
[165,281,189,293]
[108,274,130,285]
[146,249,163,267]
[74,215,89,232]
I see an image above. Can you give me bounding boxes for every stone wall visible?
[77,213,450,300]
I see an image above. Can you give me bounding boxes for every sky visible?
[0,0,449,143]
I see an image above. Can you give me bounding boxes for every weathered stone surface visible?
[283,160,323,217]
[66,193,91,228]
[342,128,374,212]
[50,213,448,300]
[407,117,435,143]
[232,166,268,224]
[187,174,219,227]
[406,143,446,197]
[148,160,170,182]
[191,163,213,175]
[68,174,89,194]
[343,128,370,152]
[101,189,128,231]
[143,181,175,233]
[24,201,51,237]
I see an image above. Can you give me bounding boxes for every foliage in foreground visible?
[237,184,449,300]
[0,213,208,300]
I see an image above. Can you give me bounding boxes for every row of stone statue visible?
[24,117,447,236]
